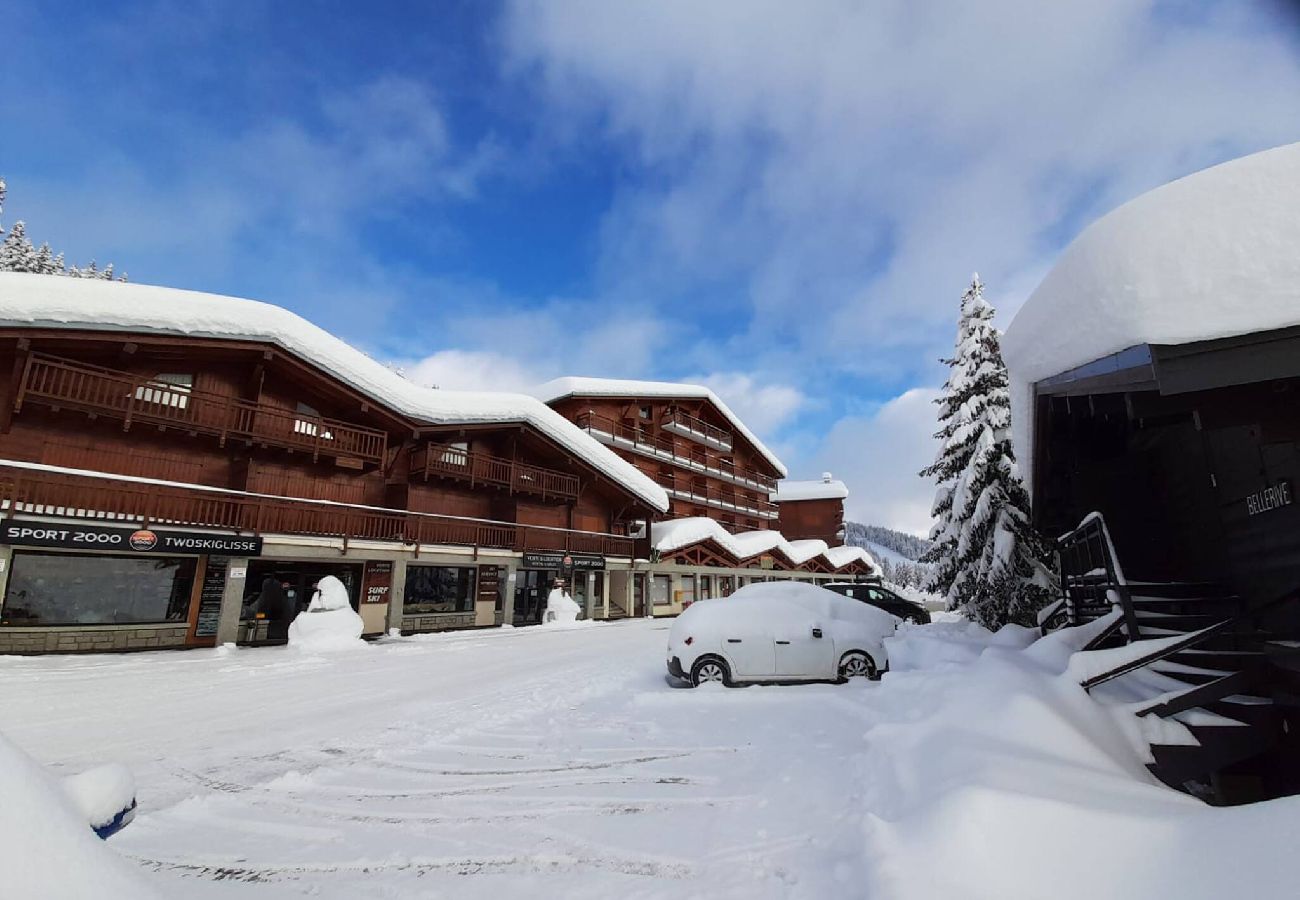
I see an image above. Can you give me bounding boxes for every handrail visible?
[416,443,580,502]
[0,464,635,557]
[662,406,733,448]
[15,353,387,464]
[575,409,777,492]
[1055,511,1139,639]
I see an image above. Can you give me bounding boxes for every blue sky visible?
[4,0,1300,533]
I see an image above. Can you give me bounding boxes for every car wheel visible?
[690,656,731,687]
[838,651,877,681]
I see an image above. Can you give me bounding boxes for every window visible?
[439,440,469,466]
[403,565,477,614]
[651,574,672,606]
[294,402,334,440]
[1,552,196,626]
[134,373,192,410]
[638,404,652,420]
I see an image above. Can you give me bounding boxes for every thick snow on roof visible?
[0,273,668,512]
[774,476,849,502]
[533,376,788,477]
[1003,142,1300,485]
[650,517,877,572]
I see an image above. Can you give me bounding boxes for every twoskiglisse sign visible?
[1,519,263,556]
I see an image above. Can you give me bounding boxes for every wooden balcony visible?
[658,472,779,519]
[14,353,386,466]
[574,410,776,493]
[412,442,580,503]
[0,464,635,557]
[662,406,732,450]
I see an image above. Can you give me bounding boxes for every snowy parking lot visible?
[4,617,1298,899]
[1,620,884,899]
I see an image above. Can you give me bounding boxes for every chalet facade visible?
[1004,143,1300,801]
[774,474,848,546]
[537,379,878,615]
[0,274,672,653]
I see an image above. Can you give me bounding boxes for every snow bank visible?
[534,375,788,476]
[865,620,1300,900]
[0,273,668,513]
[61,764,135,834]
[543,587,581,624]
[1004,142,1300,486]
[288,576,365,650]
[0,732,159,899]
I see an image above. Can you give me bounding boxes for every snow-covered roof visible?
[1003,142,1300,487]
[533,376,788,477]
[650,517,877,573]
[773,475,849,502]
[0,273,669,512]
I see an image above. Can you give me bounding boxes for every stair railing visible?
[1055,511,1140,640]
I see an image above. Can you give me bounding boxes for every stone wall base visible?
[0,625,191,655]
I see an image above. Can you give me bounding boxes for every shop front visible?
[0,518,262,654]
[513,550,604,624]
[241,559,363,644]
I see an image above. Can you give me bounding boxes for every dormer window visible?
[135,373,192,410]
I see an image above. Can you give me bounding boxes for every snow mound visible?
[0,732,160,899]
[61,764,135,833]
[288,576,365,651]
[543,588,581,625]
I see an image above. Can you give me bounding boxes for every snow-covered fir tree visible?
[0,176,126,280]
[919,275,1053,629]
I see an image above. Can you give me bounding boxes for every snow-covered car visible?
[820,581,932,624]
[0,731,154,898]
[666,582,899,686]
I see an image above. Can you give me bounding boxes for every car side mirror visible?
[811,627,823,639]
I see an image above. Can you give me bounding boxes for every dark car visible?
[820,582,931,624]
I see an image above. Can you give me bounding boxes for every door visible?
[773,618,833,678]
[719,626,776,679]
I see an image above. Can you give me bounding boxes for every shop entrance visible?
[513,569,557,625]
[241,560,363,643]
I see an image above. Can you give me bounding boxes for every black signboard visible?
[0,519,263,556]
[195,557,229,638]
[521,550,605,571]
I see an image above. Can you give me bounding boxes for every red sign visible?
[361,560,393,604]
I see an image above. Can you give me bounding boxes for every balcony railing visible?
[0,464,635,558]
[662,406,732,450]
[412,443,580,503]
[574,410,776,493]
[15,354,387,466]
[658,473,779,519]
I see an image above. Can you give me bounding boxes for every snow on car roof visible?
[533,375,788,477]
[0,273,668,512]
[1003,142,1300,488]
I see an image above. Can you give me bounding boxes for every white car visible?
[666,582,899,686]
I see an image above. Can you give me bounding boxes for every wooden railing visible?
[15,353,387,465]
[658,472,779,518]
[662,406,732,449]
[413,443,580,503]
[0,465,635,557]
[574,410,776,492]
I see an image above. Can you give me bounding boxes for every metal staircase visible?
[1050,513,1297,803]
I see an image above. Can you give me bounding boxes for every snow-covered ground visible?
[2,618,1297,899]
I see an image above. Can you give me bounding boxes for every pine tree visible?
[0,221,41,272]
[919,275,1053,629]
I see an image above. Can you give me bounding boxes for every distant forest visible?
[843,522,933,589]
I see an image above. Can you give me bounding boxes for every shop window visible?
[651,574,672,606]
[294,402,334,440]
[134,373,192,410]
[403,565,477,614]
[1,552,196,626]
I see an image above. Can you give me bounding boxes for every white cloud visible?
[400,349,549,393]
[684,371,807,437]
[813,388,942,537]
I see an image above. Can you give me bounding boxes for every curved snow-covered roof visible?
[651,517,877,573]
[1004,142,1300,484]
[773,477,848,502]
[0,273,669,512]
[533,376,788,477]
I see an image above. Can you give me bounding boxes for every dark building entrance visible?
[513,569,558,625]
[241,561,363,643]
